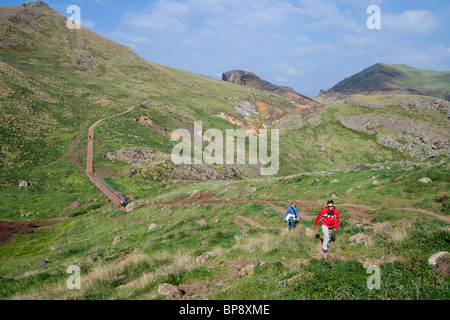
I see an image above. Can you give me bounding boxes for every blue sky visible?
[3,0,450,96]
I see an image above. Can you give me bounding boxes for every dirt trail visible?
[394,207,450,224]
[86,100,150,205]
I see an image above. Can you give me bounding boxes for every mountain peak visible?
[316,63,450,104]
[22,1,50,10]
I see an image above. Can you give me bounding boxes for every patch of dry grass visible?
[10,250,199,300]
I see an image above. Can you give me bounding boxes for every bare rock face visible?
[222,70,321,105]
[234,101,259,117]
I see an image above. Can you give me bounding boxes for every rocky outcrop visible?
[112,236,122,245]
[223,70,320,105]
[125,201,144,212]
[234,101,259,117]
[345,94,450,116]
[158,283,183,299]
[18,180,32,188]
[114,148,154,166]
[74,54,96,70]
[238,264,255,277]
[429,252,450,275]
[339,114,449,159]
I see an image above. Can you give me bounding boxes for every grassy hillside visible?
[318,63,450,103]
[0,1,435,221]
[0,159,448,300]
[389,64,450,100]
[0,2,448,301]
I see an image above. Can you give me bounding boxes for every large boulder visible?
[429,252,450,275]
[418,177,432,184]
[239,264,255,277]
[252,258,261,266]
[19,181,32,188]
[125,201,144,212]
[158,283,183,299]
[106,152,116,161]
[112,236,122,245]
[352,163,366,171]
[349,233,370,243]
[196,252,215,265]
[39,259,50,266]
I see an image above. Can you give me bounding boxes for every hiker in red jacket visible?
[315,200,340,253]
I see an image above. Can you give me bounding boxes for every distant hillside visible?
[316,63,450,104]
[222,70,322,108]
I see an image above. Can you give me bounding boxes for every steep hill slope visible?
[316,63,450,104]
[0,2,448,303]
[0,1,448,221]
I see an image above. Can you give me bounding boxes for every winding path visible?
[86,100,150,205]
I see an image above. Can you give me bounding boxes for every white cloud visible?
[383,10,440,35]
[105,0,449,97]
[121,0,191,36]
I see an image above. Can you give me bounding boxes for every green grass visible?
[0,4,449,300]
[1,159,448,300]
